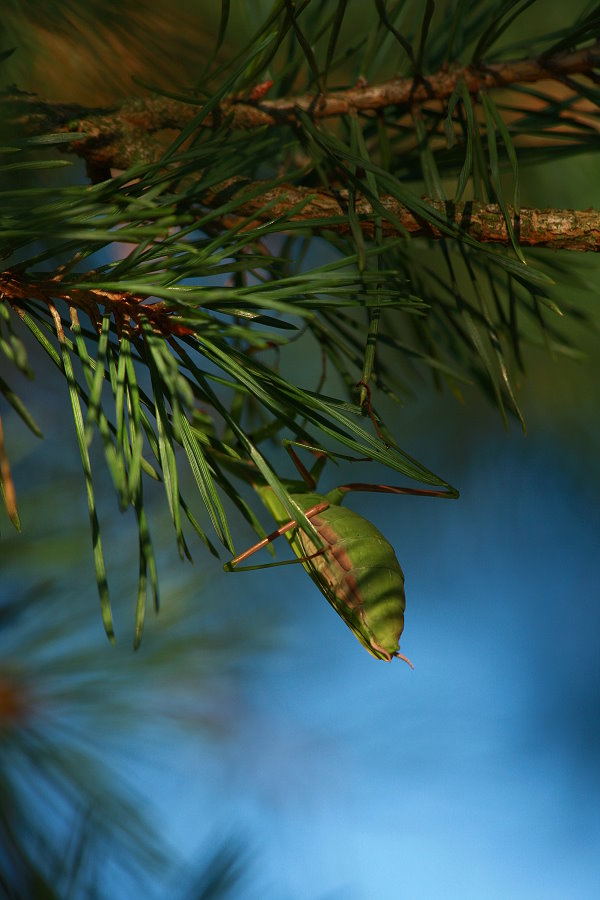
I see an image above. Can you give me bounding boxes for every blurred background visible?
[1,2,599,897]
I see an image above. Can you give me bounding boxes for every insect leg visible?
[356,380,387,444]
[225,500,330,570]
[284,441,328,489]
[334,482,459,500]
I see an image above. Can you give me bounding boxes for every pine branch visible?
[2,3,599,649]
[4,39,599,172]
[204,182,600,252]
[1,270,194,338]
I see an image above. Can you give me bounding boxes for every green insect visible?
[226,447,457,664]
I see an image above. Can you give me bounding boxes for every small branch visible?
[203,182,600,252]
[2,190,598,364]
[0,271,194,337]
[230,38,600,126]
[3,40,599,171]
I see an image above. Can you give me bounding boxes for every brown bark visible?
[2,41,599,260]
[2,189,597,349]
[1,270,192,338]
[205,181,600,252]
[222,38,600,128]
[3,39,599,172]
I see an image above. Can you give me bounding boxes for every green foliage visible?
[0,522,259,895]
[1,0,598,643]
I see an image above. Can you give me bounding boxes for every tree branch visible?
[2,189,597,347]
[206,182,600,252]
[1,270,193,338]
[231,38,600,126]
[4,39,599,171]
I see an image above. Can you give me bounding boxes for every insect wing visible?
[295,501,406,661]
[257,486,406,661]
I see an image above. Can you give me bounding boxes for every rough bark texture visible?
[3,39,599,171]
[2,39,599,258]
[205,181,600,252]
[1,270,192,338]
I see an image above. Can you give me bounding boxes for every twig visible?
[0,271,194,337]
[202,182,600,252]
[3,40,599,171]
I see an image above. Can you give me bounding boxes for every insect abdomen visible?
[292,499,406,661]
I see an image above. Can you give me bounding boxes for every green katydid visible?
[225,446,458,664]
